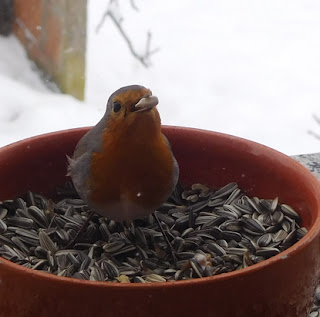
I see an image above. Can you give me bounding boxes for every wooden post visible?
[13,0,87,100]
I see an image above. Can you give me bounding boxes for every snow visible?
[0,36,101,146]
[1,1,320,155]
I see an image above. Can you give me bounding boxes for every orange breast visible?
[88,111,175,217]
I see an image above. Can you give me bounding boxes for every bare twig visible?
[95,0,115,34]
[308,114,320,141]
[130,0,139,11]
[308,130,320,141]
[313,114,320,125]
[95,0,159,67]
[108,10,150,67]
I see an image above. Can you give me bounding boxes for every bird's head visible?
[105,85,160,132]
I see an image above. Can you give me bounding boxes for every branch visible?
[308,130,320,141]
[130,0,139,11]
[313,114,320,125]
[95,0,159,67]
[308,114,320,141]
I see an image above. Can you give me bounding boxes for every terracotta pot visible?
[0,126,319,317]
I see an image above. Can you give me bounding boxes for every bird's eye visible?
[113,102,122,113]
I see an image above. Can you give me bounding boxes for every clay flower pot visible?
[0,126,320,317]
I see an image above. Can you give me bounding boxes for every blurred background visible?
[0,0,319,155]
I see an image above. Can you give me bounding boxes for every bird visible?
[67,85,179,224]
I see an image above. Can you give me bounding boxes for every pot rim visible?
[1,125,320,289]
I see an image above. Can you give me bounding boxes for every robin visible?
[68,85,179,223]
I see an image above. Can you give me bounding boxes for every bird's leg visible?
[65,210,95,249]
[153,211,177,266]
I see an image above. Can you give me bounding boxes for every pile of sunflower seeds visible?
[0,182,308,285]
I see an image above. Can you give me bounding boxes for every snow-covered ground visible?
[1,1,320,155]
[0,36,101,146]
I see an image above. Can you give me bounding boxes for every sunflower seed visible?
[34,246,48,259]
[273,229,288,243]
[134,276,146,283]
[211,182,238,199]
[15,228,39,240]
[272,210,284,224]
[221,230,242,242]
[32,259,48,270]
[112,244,136,256]
[224,188,242,205]
[101,260,120,278]
[202,216,226,228]
[242,218,265,233]
[256,247,280,257]
[195,215,217,226]
[118,267,140,276]
[257,233,273,247]
[55,229,69,244]
[281,204,300,219]
[0,208,8,220]
[216,239,228,248]
[207,198,225,207]
[156,212,175,227]
[226,248,248,256]
[207,242,226,256]
[0,219,7,233]
[270,197,279,212]
[90,267,105,281]
[17,235,40,246]
[281,229,297,248]
[2,244,21,259]
[73,270,90,280]
[233,203,253,215]
[181,227,194,238]
[14,198,27,211]
[174,214,189,227]
[181,189,198,200]
[144,273,166,283]
[39,230,57,254]
[219,220,242,232]
[102,240,126,253]
[6,216,34,229]
[192,183,209,193]
[190,259,204,278]
[0,234,14,246]
[223,204,242,218]
[297,227,308,240]
[243,196,261,214]
[28,206,49,228]
[11,236,30,255]
[215,207,238,220]
[189,200,208,213]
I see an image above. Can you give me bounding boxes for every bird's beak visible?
[133,95,159,112]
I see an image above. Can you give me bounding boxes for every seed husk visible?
[211,182,238,199]
[207,242,226,256]
[297,227,308,240]
[39,230,57,254]
[28,206,49,228]
[257,233,273,247]
[6,216,34,229]
[281,204,300,219]
[0,219,7,233]
[273,230,288,243]
[242,218,265,233]
[256,247,280,257]
[144,273,166,283]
